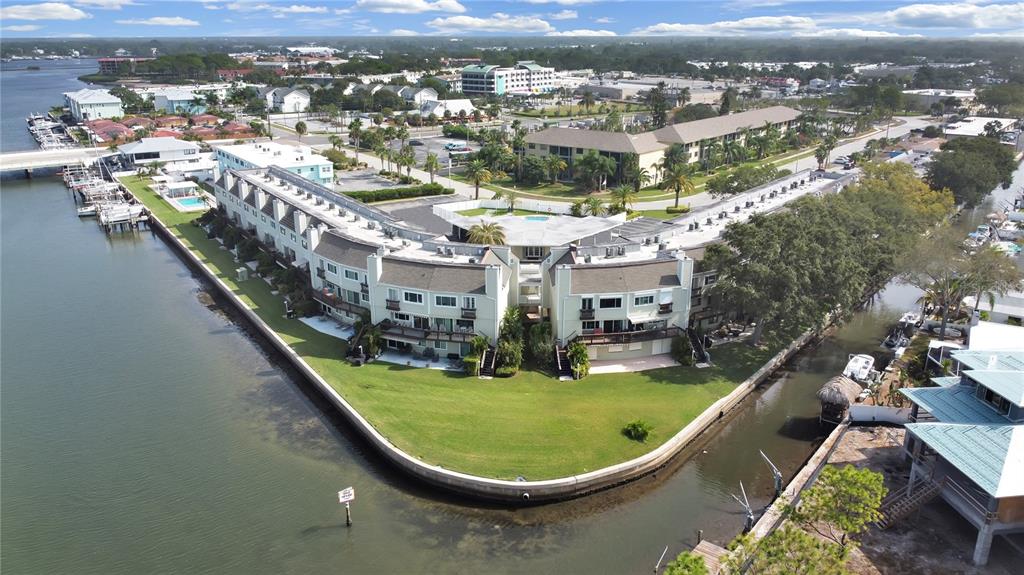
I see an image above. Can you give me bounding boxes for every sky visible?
[1,0,1022,39]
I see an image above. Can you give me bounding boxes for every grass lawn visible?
[122,174,781,480]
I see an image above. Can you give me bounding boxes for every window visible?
[978,386,1011,416]
[361,292,369,302]
[403,291,423,304]
[692,296,703,307]
[433,341,447,350]
[456,319,474,330]
[524,246,543,259]
[581,297,594,310]
[435,295,457,307]
[290,234,296,242]
[387,288,399,301]
[599,297,622,309]
[393,312,410,322]
[344,269,359,281]
[326,263,338,274]
[582,320,598,332]
[704,275,718,286]
[634,295,655,306]
[463,296,476,310]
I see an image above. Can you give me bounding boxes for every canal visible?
[2,59,1021,574]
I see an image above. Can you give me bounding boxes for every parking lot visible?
[389,136,478,173]
[332,167,405,192]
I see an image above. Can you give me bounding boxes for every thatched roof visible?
[817,376,862,407]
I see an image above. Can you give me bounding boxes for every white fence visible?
[433,197,580,219]
[849,405,912,424]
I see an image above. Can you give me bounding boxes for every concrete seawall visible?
[145,209,819,504]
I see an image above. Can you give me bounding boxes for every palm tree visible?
[574,151,616,192]
[762,121,782,155]
[581,91,596,114]
[511,131,526,181]
[662,143,687,171]
[632,166,651,193]
[703,140,724,173]
[663,163,695,208]
[423,152,440,184]
[395,126,409,147]
[723,139,746,165]
[583,196,605,217]
[750,133,771,160]
[398,145,415,177]
[348,118,363,162]
[465,160,497,200]
[467,221,506,245]
[373,143,387,170]
[328,134,342,150]
[610,185,638,212]
[492,188,519,213]
[544,154,567,184]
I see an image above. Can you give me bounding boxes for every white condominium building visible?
[64,88,123,122]
[461,61,557,96]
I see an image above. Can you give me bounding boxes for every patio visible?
[299,316,354,341]
[589,353,680,374]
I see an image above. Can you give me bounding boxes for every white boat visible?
[992,241,1022,257]
[995,220,1022,241]
[899,311,921,326]
[843,354,875,383]
[77,205,97,217]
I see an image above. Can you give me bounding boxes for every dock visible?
[60,163,150,233]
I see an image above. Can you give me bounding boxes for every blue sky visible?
[1,1,1022,39]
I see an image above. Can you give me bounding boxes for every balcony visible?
[461,307,477,319]
[360,282,369,295]
[316,267,326,279]
[379,322,478,343]
[658,303,673,314]
[312,290,367,316]
[385,299,401,311]
[575,326,682,345]
[580,308,595,320]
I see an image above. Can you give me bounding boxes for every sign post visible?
[338,487,355,527]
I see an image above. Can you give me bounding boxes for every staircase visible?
[687,328,711,366]
[479,346,496,378]
[875,479,944,530]
[555,345,573,381]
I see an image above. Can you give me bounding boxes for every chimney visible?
[485,264,501,299]
[293,210,308,233]
[271,198,287,222]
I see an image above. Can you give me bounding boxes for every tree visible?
[960,245,1023,320]
[926,137,1016,207]
[294,121,307,139]
[467,221,506,245]
[499,306,524,342]
[328,134,342,150]
[465,160,501,200]
[423,152,440,184]
[610,185,638,212]
[544,154,567,184]
[673,104,718,123]
[814,145,830,169]
[348,118,363,162]
[397,145,415,177]
[492,188,519,213]
[645,81,669,128]
[723,139,746,165]
[580,91,596,114]
[663,552,708,575]
[898,225,970,340]
[720,525,849,575]
[573,150,617,192]
[663,163,696,208]
[790,465,887,552]
[583,196,605,217]
[719,86,739,115]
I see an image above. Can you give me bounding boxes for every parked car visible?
[832,156,849,164]
[409,139,424,146]
[443,142,461,151]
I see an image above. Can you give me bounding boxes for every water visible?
[0,59,96,152]
[3,62,1020,573]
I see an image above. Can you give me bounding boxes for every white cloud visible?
[67,32,94,37]
[879,2,1024,29]
[547,28,616,36]
[522,0,597,4]
[593,17,614,24]
[74,0,136,8]
[2,24,43,31]
[634,15,815,36]
[428,12,555,33]
[0,2,91,20]
[115,16,201,26]
[971,27,1024,37]
[205,4,222,8]
[276,4,328,13]
[550,9,577,20]
[355,0,465,14]
[389,28,419,35]
[795,28,923,38]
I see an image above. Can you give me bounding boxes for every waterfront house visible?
[214,142,332,186]
[64,89,123,122]
[118,137,201,166]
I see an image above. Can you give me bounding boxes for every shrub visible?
[622,420,652,442]
[665,205,691,214]
[494,366,518,378]
[922,125,942,138]
[570,200,584,217]
[528,322,554,366]
[343,183,453,203]
[495,338,523,372]
[293,299,319,318]
[566,340,590,379]
[256,252,277,276]
[671,334,694,366]
[469,335,489,358]
[462,355,480,376]
[236,237,260,261]
[499,307,524,342]
[222,226,241,249]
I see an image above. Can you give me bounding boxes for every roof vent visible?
[658,242,667,250]
[988,355,998,369]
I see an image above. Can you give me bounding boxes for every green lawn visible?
[122,174,780,479]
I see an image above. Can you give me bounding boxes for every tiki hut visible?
[816,375,862,424]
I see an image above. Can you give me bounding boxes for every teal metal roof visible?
[951,350,1024,372]
[900,386,1008,424]
[905,423,1020,498]
[967,370,1024,407]
[931,376,961,388]
[462,64,499,73]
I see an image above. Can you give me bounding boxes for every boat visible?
[899,311,921,326]
[76,205,97,217]
[992,241,1022,257]
[842,353,876,383]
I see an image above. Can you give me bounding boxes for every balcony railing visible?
[312,290,367,316]
[580,308,595,320]
[575,326,681,345]
[379,322,478,343]
[316,267,326,279]
[461,307,477,319]
[385,299,401,311]
[360,282,369,295]
[658,303,673,314]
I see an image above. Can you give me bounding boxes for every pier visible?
[0,147,110,174]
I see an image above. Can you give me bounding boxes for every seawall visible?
[143,204,820,504]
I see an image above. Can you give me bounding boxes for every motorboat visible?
[899,311,921,326]
[76,205,97,217]
[992,241,1022,257]
[843,354,876,383]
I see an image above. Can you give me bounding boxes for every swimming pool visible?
[525,215,549,222]
[167,195,208,212]
[177,197,206,207]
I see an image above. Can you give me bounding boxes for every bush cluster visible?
[665,205,691,214]
[622,420,653,442]
[343,183,453,203]
[671,334,695,366]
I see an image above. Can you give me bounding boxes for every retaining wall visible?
[144,204,820,503]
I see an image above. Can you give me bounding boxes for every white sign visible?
[337,487,355,503]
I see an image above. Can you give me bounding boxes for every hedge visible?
[463,355,480,376]
[343,183,454,203]
[665,205,691,214]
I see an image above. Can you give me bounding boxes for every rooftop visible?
[905,423,1023,498]
[652,106,801,145]
[951,349,1024,372]
[525,128,668,154]
[119,137,201,155]
[965,321,1024,352]
[944,116,1018,137]
[215,142,329,170]
[900,385,1009,425]
[568,258,681,295]
[446,213,623,247]
[965,370,1024,407]
[64,88,121,105]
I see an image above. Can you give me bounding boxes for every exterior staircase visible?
[687,328,712,366]
[479,346,496,378]
[875,478,944,530]
[555,345,573,381]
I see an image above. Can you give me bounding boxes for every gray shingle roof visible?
[570,259,680,294]
[379,258,487,295]
[525,128,668,154]
[313,230,378,270]
[652,106,800,145]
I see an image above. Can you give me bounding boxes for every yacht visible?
[842,354,876,383]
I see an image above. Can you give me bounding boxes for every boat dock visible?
[26,113,79,151]
[61,163,149,233]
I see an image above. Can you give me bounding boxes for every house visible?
[122,116,155,129]
[902,89,975,108]
[190,114,222,127]
[153,89,206,114]
[900,340,1024,566]
[419,99,476,119]
[461,61,556,96]
[217,68,253,81]
[963,290,1024,326]
[154,116,187,128]
[259,87,310,113]
[118,137,201,165]
[84,119,132,143]
[214,141,332,185]
[64,89,123,122]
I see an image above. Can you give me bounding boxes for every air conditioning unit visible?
[468,257,476,264]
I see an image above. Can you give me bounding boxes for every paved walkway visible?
[589,353,680,374]
[299,316,354,340]
[375,350,462,371]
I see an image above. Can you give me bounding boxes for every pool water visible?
[177,197,205,207]
[525,215,549,221]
